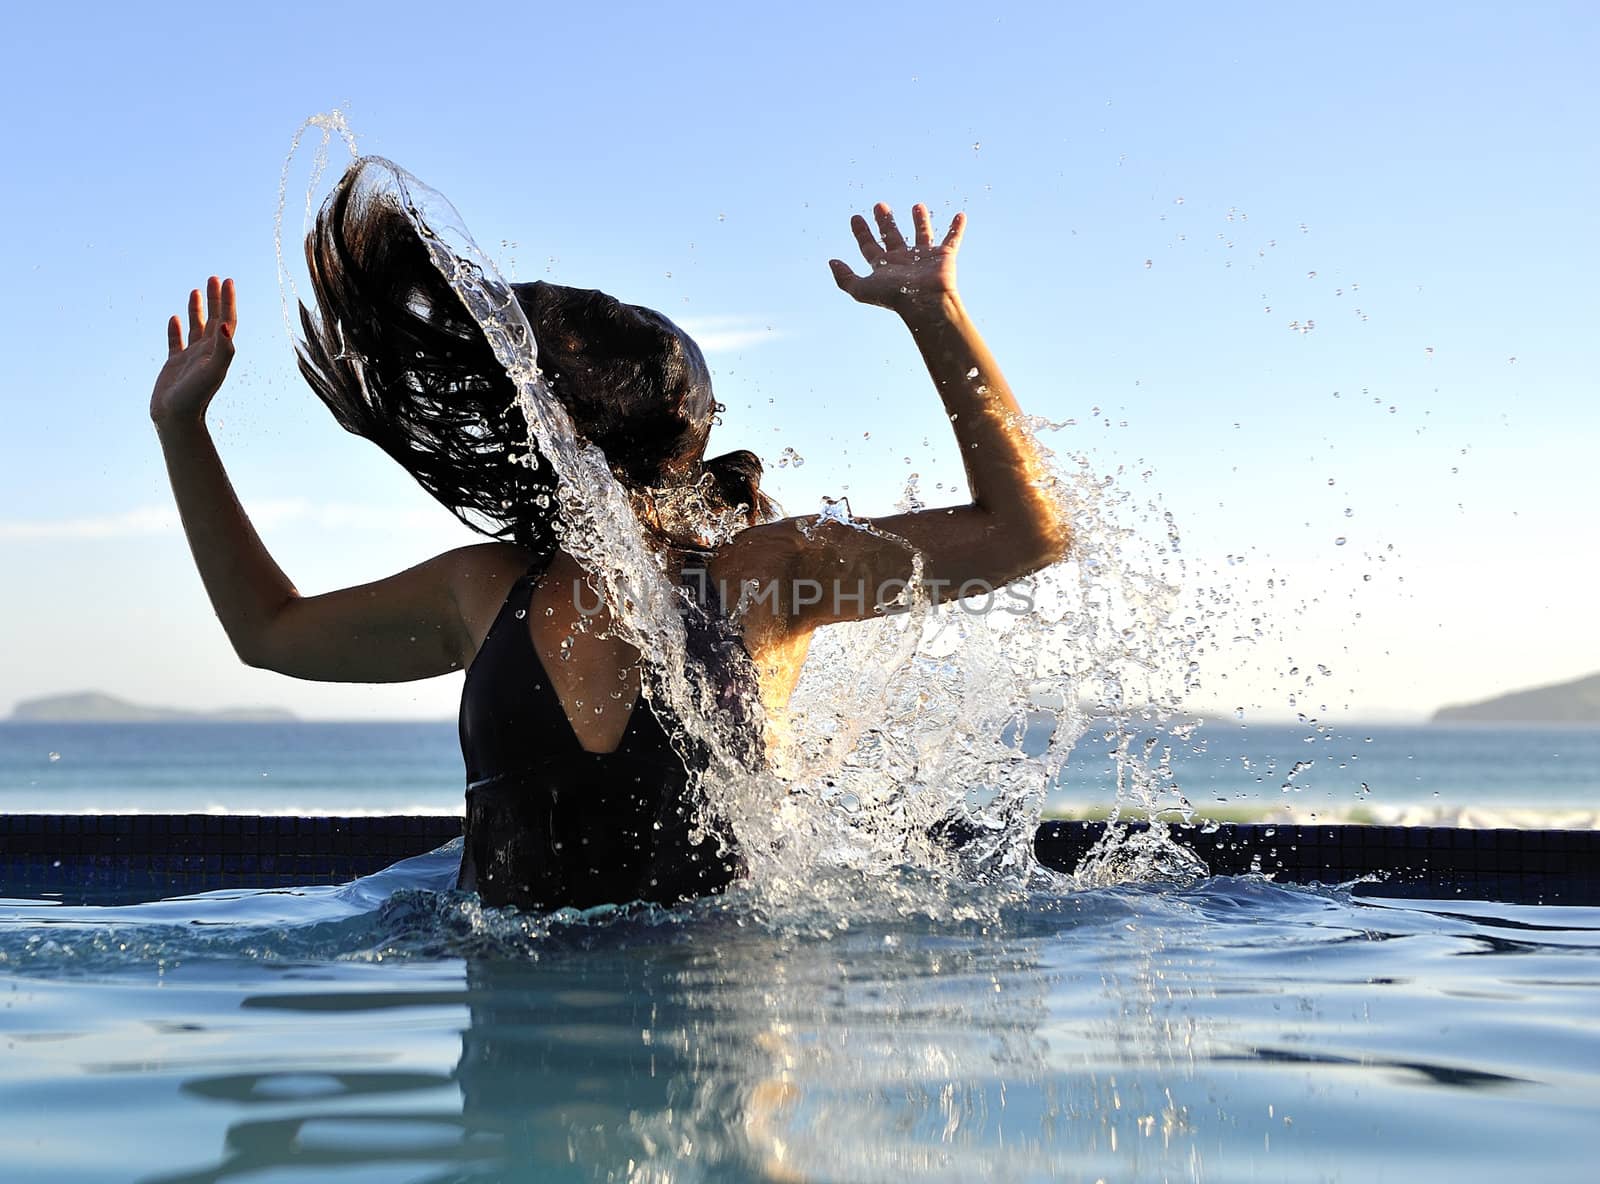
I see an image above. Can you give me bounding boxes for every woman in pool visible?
[150,161,1070,910]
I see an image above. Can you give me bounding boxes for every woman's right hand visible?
[150,276,237,426]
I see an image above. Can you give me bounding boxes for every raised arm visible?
[150,277,479,682]
[716,204,1071,634]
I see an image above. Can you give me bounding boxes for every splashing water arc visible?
[278,114,1208,909]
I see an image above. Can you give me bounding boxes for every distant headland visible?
[1432,671,1600,725]
[6,692,297,724]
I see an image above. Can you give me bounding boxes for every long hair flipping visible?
[295,158,771,568]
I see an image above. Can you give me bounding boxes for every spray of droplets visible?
[278,116,1208,918]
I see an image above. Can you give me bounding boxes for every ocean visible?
[2,719,1596,825]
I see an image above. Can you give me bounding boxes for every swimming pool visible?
[3,842,1596,1182]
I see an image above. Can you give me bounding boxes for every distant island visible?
[6,691,297,724]
[1432,671,1600,725]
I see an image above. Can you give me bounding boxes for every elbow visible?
[978,517,1072,591]
[1045,514,1073,564]
[226,599,298,672]
[987,483,1072,578]
[1024,518,1073,574]
[970,504,1073,589]
[232,632,276,671]
[1027,487,1073,561]
[1012,501,1072,576]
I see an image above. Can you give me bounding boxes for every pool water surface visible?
[2,844,1597,1183]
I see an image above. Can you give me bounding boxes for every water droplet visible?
[778,446,805,469]
[1334,536,1347,546]
[47,751,61,762]
[1280,760,1314,790]
[1144,259,1153,269]
[514,609,527,619]
[971,141,981,152]
[967,367,980,379]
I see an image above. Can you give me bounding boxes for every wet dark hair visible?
[295,159,772,566]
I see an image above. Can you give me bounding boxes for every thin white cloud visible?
[0,506,178,540]
[676,315,782,353]
[0,500,454,542]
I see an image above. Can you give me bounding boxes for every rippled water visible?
[2,845,1597,1183]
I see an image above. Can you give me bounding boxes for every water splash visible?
[278,117,1210,914]
[273,110,360,347]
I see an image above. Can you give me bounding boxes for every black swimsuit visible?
[456,561,757,911]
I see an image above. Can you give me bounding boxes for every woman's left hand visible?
[828,202,964,317]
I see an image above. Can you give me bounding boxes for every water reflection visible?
[147,1110,492,1182]
[440,913,1117,1180]
[132,882,1600,1183]
[143,893,1176,1182]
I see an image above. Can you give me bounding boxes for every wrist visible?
[152,406,210,437]
[897,290,965,329]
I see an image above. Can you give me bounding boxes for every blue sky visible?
[1,0,1595,720]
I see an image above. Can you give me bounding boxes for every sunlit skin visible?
[151,204,1071,754]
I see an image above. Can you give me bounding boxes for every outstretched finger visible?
[850,214,885,265]
[828,258,861,295]
[219,277,238,333]
[204,276,222,332]
[874,203,908,253]
[941,211,967,252]
[187,288,205,342]
[912,204,934,251]
[167,315,184,357]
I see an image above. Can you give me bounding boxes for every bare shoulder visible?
[443,542,538,631]
[446,540,535,584]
